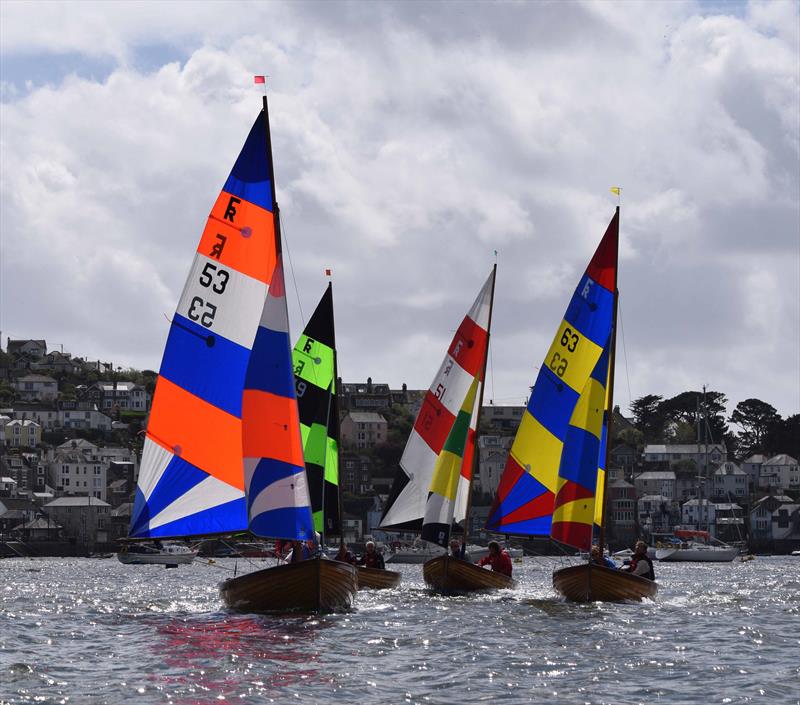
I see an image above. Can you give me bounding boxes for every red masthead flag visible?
[254,75,266,84]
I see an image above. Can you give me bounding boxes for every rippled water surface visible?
[1,556,798,704]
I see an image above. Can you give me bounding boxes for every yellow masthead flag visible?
[610,186,621,196]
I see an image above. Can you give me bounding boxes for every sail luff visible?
[461,262,497,544]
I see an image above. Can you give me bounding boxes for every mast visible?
[703,384,709,533]
[329,282,346,549]
[597,206,620,554]
[262,93,282,257]
[462,263,497,546]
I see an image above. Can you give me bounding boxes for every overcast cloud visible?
[1,0,798,418]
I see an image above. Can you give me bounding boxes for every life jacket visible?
[630,553,655,580]
[361,551,384,569]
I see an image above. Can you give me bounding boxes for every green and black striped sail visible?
[292,284,341,536]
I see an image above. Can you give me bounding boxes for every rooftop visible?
[346,412,387,423]
[44,497,110,508]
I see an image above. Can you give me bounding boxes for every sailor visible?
[476,541,513,577]
[334,542,357,565]
[448,538,471,562]
[622,540,655,580]
[356,541,385,570]
[590,544,617,569]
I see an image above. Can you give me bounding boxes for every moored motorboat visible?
[655,530,737,562]
[117,542,197,566]
[422,555,515,594]
[553,563,657,602]
[220,557,357,613]
[356,566,402,590]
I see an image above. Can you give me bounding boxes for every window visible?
[64,478,70,486]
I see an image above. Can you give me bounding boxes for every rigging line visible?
[488,337,495,404]
[279,215,306,329]
[617,295,633,409]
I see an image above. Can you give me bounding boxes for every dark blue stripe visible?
[598,417,608,471]
[136,497,247,539]
[527,366,579,441]
[221,112,273,213]
[250,506,315,541]
[563,274,614,347]
[246,457,306,513]
[244,326,295,397]
[589,339,611,384]
[129,454,212,536]
[558,425,601,491]
[491,516,552,536]
[160,314,249,418]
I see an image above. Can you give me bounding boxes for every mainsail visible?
[292,284,341,536]
[486,210,618,536]
[130,113,278,539]
[380,269,495,531]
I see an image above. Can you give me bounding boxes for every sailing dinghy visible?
[290,283,400,590]
[128,94,356,613]
[380,266,513,593]
[486,208,656,602]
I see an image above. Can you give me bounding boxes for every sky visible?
[1,0,798,419]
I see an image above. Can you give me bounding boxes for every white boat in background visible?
[117,542,198,566]
[655,530,737,562]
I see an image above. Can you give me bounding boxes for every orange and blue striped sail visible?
[243,257,314,540]
[486,210,618,535]
[130,112,278,539]
[550,340,610,550]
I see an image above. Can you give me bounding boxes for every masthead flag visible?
[254,75,266,84]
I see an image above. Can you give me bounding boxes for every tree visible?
[763,414,800,459]
[729,398,781,455]
[630,394,665,442]
[660,390,729,445]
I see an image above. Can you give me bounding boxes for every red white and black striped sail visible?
[379,270,494,531]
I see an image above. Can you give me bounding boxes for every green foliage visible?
[763,414,800,458]
[630,394,666,443]
[729,398,781,455]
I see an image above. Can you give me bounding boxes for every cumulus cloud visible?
[0,0,798,416]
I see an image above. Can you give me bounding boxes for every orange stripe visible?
[197,191,276,284]
[147,377,244,490]
[242,390,304,466]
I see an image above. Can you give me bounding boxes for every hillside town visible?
[1,338,798,556]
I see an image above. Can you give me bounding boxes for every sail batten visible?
[486,212,619,537]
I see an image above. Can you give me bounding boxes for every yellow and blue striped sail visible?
[486,210,618,535]
[550,340,610,550]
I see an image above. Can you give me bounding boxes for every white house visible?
[637,494,673,532]
[741,454,765,490]
[681,498,716,532]
[761,454,799,491]
[634,471,676,500]
[643,443,726,467]
[12,375,58,402]
[476,435,513,496]
[48,449,107,501]
[712,462,748,499]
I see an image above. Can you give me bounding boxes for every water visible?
[1,556,798,704]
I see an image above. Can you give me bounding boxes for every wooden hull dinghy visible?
[220,558,357,613]
[356,566,402,590]
[423,555,515,594]
[553,563,657,602]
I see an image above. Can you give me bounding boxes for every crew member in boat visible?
[334,542,356,565]
[590,545,617,569]
[476,541,512,577]
[287,532,322,562]
[449,538,471,561]
[622,540,655,580]
[357,541,385,570]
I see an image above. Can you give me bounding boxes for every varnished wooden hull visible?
[219,558,357,613]
[356,566,402,590]
[423,555,516,594]
[553,563,657,602]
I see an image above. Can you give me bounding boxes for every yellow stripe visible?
[509,411,562,494]
[429,450,462,500]
[570,377,606,440]
[553,496,597,526]
[542,319,603,394]
[594,468,605,526]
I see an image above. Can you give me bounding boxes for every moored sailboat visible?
[486,208,656,602]
[127,92,356,612]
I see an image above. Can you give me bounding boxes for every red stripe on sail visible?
[554,479,595,508]
[413,392,456,455]
[585,210,619,292]
[501,491,555,525]
[448,316,488,378]
[551,520,592,551]
[459,427,476,480]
